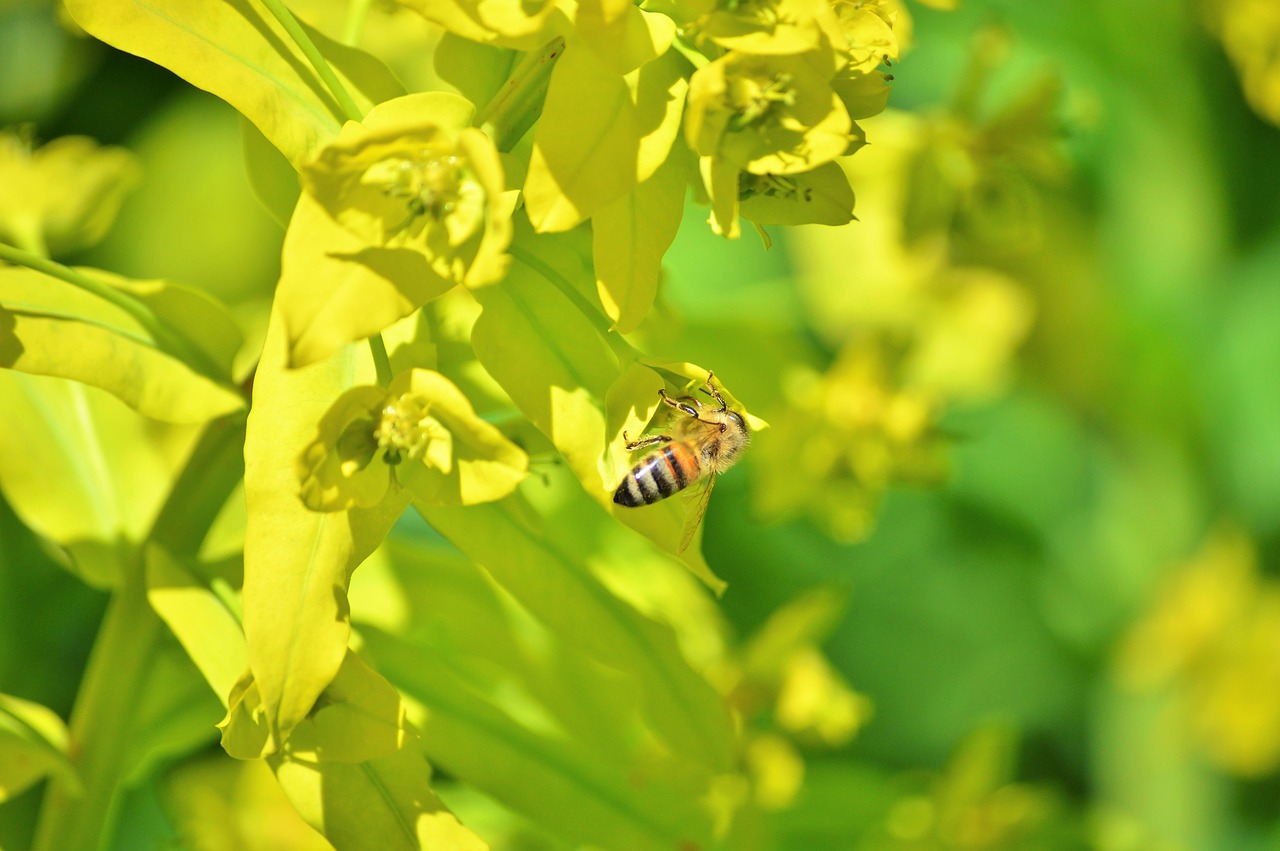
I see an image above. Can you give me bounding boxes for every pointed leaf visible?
[242,301,408,748]
[146,543,248,704]
[420,496,735,772]
[365,626,714,851]
[0,372,199,587]
[270,737,487,851]
[63,0,405,167]
[594,147,688,333]
[524,44,642,232]
[277,652,409,764]
[471,241,721,586]
[0,266,245,423]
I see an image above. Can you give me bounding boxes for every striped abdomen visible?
[613,442,702,507]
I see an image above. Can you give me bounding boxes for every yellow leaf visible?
[0,266,245,423]
[594,148,688,334]
[271,735,488,851]
[0,373,201,587]
[62,0,404,167]
[146,543,249,705]
[241,302,408,748]
[524,44,643,232]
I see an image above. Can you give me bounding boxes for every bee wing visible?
[678,471,717,553]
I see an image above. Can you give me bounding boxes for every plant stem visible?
[29,414,247,851]
[475,35,566,151]
[30,555,161,851]
[0,242,229,383]
[259,0,364,123]
[342,0,374,45]
[368,333,393,385]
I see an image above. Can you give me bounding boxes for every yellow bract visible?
[301,95,511,289]
[298,368,528,513]
[686,51,853,236]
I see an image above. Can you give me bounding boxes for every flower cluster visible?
[680,0,907,235]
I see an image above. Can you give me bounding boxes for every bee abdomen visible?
[613,444,698,507]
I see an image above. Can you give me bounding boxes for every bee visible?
[613,371,751,551]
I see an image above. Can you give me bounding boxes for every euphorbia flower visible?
[685,52,852,235]
[300,95,511,288]
[298,369,527,512]
[0,131,139,257]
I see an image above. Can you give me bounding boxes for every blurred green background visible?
[4,0,1280,848]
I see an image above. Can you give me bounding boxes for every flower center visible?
[374,394,439,465]
[727,71,797,131]
[364,150,486,234]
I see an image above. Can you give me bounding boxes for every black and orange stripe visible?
[613,442,701,507]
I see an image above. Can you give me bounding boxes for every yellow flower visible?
[0,130,139,257]
[298,369,527,512]
[679,0,845,58]
[686,51,852,235]
[753,343,948,542]
[300,95,511,288]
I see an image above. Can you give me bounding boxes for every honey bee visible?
[613,371,751,551]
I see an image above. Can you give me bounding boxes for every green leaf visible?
[594,146,688,334]
[434,33,516,115]
[740,160,855,227]
[0,266,245,423]
[471,258,619,495]
[241,301,409,749]
[419,496,736,772]
[577,0,676,75]
[146,543,248,705]
[365,624,715,851]
[471,246,724,588]
[270,735,487,851]
[0,373,199,587]
[119,637,226,786]
[0,693,79,804]
[63,0,404,167]
[524,46,685,232]
[277,652,409,764]
[241,116,301,231]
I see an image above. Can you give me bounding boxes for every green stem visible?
[30,414,247,851]
[341,0,374,45]
[259,0,364,123]
[0,242,229,383]
[31,556,161,851]
[475,35,566,151]
[368,333,393,386]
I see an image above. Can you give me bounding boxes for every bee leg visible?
[659,389,701,419]
[624,431,672,451]
[702,371,728,411]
